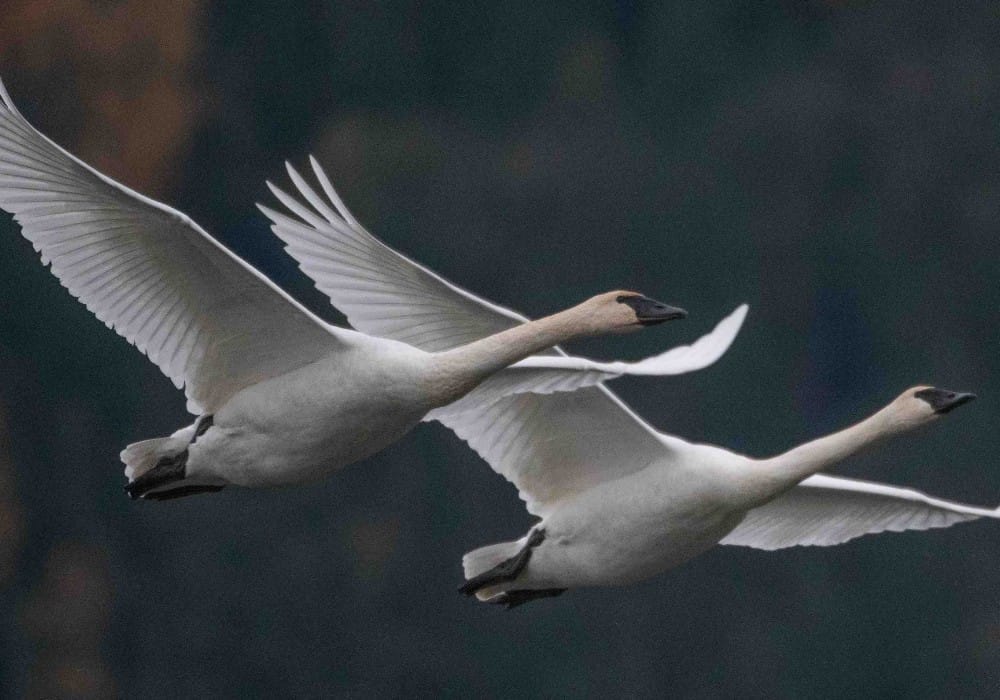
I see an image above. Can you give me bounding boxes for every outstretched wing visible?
[720,474,1000,550]
[436,385,689,517]
[0,78,347,413]
[258,159,745,517]
[426,304,747,420]
[258,157,529,353]
[260,158,746,381]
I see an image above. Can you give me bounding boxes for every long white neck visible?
[746,402,914,506]
[427,302,606,406]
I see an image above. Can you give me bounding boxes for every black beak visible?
[914,388,977,415]
[616,295,688,326]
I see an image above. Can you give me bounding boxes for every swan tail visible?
[461,531,548,602]
[120,436,189,481]
[120,417,224,500]
[120,435,225,500]
[462,539,522,578]
[461,532,568,607]
[461,539,524,600]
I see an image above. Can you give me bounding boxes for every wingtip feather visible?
[307,156,360,227]
[0,74,19,114]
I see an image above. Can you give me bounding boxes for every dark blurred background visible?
[0,1,998,697]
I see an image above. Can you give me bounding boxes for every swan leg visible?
[488,588,567,609]
[459,528,545,596]
[124,452,187,499]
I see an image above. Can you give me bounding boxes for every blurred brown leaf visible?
[0,0,209,196]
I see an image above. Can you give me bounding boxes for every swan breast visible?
[191,339,437,486]
[526,455,750,587]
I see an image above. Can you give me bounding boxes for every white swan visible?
[271,170,1000,608]
[451,386,998,606]
[0,77,744,499]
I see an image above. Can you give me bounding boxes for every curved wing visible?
[720,474,1000,550]
[426,304,747,420]
[260,159,746,385]
[0,78,346,413]
[258,157,529,353]
[436,386,687,517]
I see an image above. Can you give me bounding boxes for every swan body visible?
[0,76,745,498]
[186,336,433,487]
[517,443,749,588]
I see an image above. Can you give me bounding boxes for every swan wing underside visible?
[434,385,679,517]
[720,474,1000,550]
[0,78,345,414]
[426,304,747,420]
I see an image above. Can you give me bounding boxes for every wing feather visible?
[258,161,531,353]
[720,474,1000,550]
[0,77,346,413]
[437,386,678,517]
[426,305,747,420]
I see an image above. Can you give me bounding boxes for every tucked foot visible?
[459,528,545,596]
[124,451,188,500]
[488,588,568,609]
[192,414,213,441]
[143,484,226,501]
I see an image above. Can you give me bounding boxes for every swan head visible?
[588,291,686,333]
[891,386,977,427]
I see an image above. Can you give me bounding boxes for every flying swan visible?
[451,385,997,607]
[0,77,745,500]
[270,166,1000,607]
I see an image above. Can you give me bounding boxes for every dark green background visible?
[1,2,998,697]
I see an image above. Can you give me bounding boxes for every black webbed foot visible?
[488,588,567,609]
[143,484,225,501]
[192,414,213,441]
[125,451,188,500]
[459,528,546,596]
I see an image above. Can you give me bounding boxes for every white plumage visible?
[277,158,999,606]
[0,76,742,499]
[718,473,991,550]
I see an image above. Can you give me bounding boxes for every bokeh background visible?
[0,1,998,697]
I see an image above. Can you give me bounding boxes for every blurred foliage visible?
[0,1,998,697]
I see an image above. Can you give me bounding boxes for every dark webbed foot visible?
[124,414,215,501]
[489,588,567,609]
[459,528,546,596]
[192,414,213,441]
[143,484,225,501]
[125,451,188,500]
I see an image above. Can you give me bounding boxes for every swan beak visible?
[915,388,977,414]
[618,296,688,326]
